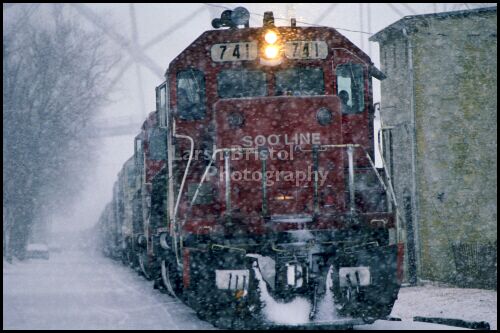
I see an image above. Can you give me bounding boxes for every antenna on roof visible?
[212,7,250,29]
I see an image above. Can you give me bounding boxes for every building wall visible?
[411,12,497,282]
[377,9,497,283]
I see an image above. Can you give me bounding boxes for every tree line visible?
[3,4,119,260]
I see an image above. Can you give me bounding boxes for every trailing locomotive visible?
[98,7,404,329]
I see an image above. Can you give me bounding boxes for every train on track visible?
[97,7,405,329]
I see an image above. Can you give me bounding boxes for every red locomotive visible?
[98,7,404,329]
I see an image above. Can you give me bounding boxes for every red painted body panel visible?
[214,96,343,217]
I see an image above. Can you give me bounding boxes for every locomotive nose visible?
[214,96,342,219]
[214,96,341,149]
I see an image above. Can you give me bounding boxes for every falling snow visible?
[3,3,496,330]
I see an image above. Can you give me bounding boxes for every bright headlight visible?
[264,30,278,44]
[264,45,279,59]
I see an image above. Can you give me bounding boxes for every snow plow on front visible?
[97,7,407,329]
[184,240,403,329]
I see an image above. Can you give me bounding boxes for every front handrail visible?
[171,133,194,267]
[181,144,403,245]
[310,143,405,236]
[174,147,261,261]
[173,134,194,220]
[189,144,403,214]
[190,147,260,208]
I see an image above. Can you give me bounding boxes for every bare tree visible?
[3,5,119,260]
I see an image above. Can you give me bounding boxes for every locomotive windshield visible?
[275,67,325,96]
[217,69,267,98]
[176,69,206,120]
[158,85,167,127]
[336,63,365,114]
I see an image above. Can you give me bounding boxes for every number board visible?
[211,42,258,62]
[285,41,328,60]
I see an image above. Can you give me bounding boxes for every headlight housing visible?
[261,29,282,62]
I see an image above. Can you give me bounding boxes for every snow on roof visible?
[370,6,497,42]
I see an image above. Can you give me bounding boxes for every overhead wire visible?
[202,3,373,35]
[203,3,497,36]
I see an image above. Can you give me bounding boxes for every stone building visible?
[370,7,497,287]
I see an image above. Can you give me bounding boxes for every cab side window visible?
[336,63,365,114]
[134,137,143,168]
[176,69,206,120]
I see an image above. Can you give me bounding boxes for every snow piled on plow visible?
[253,263,342,325]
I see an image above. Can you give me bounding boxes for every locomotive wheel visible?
[161,259,183,298]
[123,239,136,268]
[138,249,151,280]
[126,248,134,267]
[121,243,128,265]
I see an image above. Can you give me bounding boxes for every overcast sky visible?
[87,3,493,121]
[22,3,493,233]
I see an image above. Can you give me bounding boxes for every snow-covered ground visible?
[3,249,496,330]
[390,284,497,330]
[3,250,214,330]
